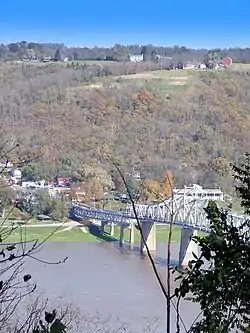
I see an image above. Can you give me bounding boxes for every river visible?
[22,241,201,332]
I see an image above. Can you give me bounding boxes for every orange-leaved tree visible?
[162,170,174,199]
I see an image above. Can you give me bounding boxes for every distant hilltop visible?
[0,41,250,64]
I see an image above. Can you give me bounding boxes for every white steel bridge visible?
[71,184,248,233]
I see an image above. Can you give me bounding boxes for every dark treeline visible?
[1,41,250,63]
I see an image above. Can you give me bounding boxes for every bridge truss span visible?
[72,204,131,225]
[126,198,210,230]
[71,184,250,234]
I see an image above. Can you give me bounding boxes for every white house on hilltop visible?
[128,54,143,62]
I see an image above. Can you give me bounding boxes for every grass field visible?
[66,68,198,97]
[1,225,97,243]
[70,62,250,95]
[15,60,250,98]
[230,63,250,71]
[0,223,206,244]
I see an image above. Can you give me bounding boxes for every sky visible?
[1,0,250,49]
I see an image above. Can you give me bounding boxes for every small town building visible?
[128,54,143,62]
[198,63,207,69]
[221,57,233,66]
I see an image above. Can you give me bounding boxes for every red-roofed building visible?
[221,57,233,66]
[58,177,70,186]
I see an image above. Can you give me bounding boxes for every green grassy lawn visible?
[0,224,182,244]
[0,218,35,225]
[0,221,207,244]
[0,224,184,244]
[0,225,99,243]
[0,217,68,227]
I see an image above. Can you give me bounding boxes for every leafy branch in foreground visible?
[126,154,250,332]
[176,201,250,332]
[33,310,67,333]
[173,155,250,332]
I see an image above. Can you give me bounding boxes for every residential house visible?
[22,180,45,189]
[10,169,22,185]
[198,63,207,69]
[128,54,143,62]
[184,62,196,69]
[0,161,13,169]
[156,55,172,60]
[58,177,70,187]
[42,56,52,63]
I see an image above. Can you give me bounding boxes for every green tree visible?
[26,48,36,60]
[57,156,75,178]
[232,153,250,214]
[204,48,224,67]
[54,48,61,61]
[175,155,250,332]
[24,189,69,221]
[110,169,125,192]
[151,50,157,62]
[22,164,40,182]
[0,180,14,215]
[125,176,139,200]
[141,45,151,62]
[22,162,55,182]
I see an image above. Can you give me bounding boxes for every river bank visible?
[1,223,182,243]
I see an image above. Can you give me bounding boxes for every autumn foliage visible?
[142,179,161,202]
[0,63,250,194]
[162,170,174,199]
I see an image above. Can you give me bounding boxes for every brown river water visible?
[22,242,201,332]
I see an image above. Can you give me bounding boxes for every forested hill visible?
[1,61,250,194]
[1,41,250,63]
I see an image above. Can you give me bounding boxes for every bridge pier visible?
[129,223,135,248]
[109,222,115,237]
[179,228,199,267]
[140,222,156,254]
[100,221,105,234]
[119,225,125,246]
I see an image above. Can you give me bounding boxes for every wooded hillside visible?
[1,62,250,194]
